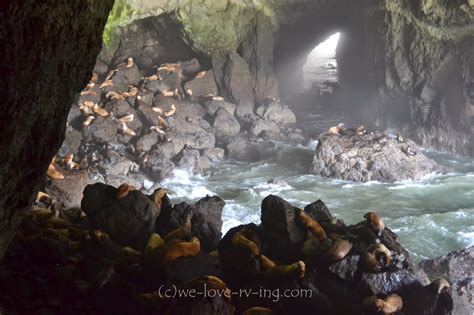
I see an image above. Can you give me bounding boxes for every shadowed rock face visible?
[0,0,114,259]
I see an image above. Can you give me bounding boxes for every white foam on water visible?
[457,231,474,246]
[161,169,214,200]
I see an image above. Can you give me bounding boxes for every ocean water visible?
[160,142,474,262]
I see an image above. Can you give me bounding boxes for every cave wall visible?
[0,0,114,259]
[380,0,474,155]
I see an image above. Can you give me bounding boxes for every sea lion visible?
[64,153,79,170]
[116,183,136,199]
[160,236,200,265]
[145,233,165,255]
[364,293,403,314]
[150,188,171,209]
[364,212,385,236]
[118,114,134,123]
[47,161,65,180]
[243,307,273,315]
[106,91,124,100]
[263,260,306,279]
[259,254,277,270]
[328,126,342,135]
[99,80,114,89]
[105,69,117,81]
[150,126,166,135]
[164,104,176,117]
[364,243,392,272]
[120,122,136,136]
[231,231,260,257]
[296,209,327,240]
[158,116,168,129]
[395,132,405,143]
[195,70,207,79]
[151,106,163,114]
[36,191,53,205]
[402,145,417,156]
[125,57,134,68]
[356,125,367,136]
[82,115,95,127]
[92,104,108,117]
[164,212,193,243]
[327,239,353,262]
[429,277,450,293]
[355,225,380,244]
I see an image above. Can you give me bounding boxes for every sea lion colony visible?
[0,184,452,314]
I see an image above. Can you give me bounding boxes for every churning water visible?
[161,141,474,262]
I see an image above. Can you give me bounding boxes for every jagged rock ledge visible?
[0,183,468,314]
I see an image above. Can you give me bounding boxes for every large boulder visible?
[45,170,95,209]
[258,195,305,261]
[256,100,296,126]
[310,129,447,182]
[184,69,219,98]
[212,108,241,138]
[81,183,161,250]
[227,137,277,162]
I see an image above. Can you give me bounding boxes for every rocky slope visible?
[0,186,467,314]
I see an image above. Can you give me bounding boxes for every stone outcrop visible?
[0,189,459,314]
[0,0,114,259]
[420,246,474,314]
[311,128,447,182]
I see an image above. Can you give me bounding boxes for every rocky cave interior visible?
[0,0,473,314]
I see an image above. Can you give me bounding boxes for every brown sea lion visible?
[364,243,392,272]
[164,212,193,243]
[429,277,450,293]
[296,209,327,240]
[364,212,385,236]
[363,293,403,314]
[263,260,306,279]
[327,239,353,262]
[160,236,200,265]
[116,183,136,199]
[243,307,273,315]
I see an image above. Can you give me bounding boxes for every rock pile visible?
[311,125,448,182]
[47,56,301,207]
[0,184,463,314]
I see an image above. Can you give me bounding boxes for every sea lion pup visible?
[363,293,403,314]
[429,277,450,293]
[163,212,193,243]
[327,239,353,262]
[364,243,392,272]
[396,132,405,143]
[328,126,342,135]
[160,236,200,265]
[150,188,171,209]
[243,307,273,315]
[364,212,385,237]
[116,183,136,199]
[295,209,327,240]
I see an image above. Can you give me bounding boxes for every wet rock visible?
[142,151,175,182]
[256,100,296,126]
[136,132,159,153]
[153,134,186,160]
[110,64,141,93]
[203,148,225,161]
[267,178,288,186]
[205,99,236,116]
[186,131,215,150]
[227,137,276,162]
[310,129,447,182]
[179,58,201,78]
[212,52,255,117]
[83,117,118,144]
[165,252,223,285]
[420,246,474,312]
[99,150,139,177]
[212,108,241,138]
[174,149,203,172]
[304,199,333,223]
[82,183,160,250]
[250,119,280,137]
[45,170,95,209]
[360,268,425,295]
[184,69,218,98]
[173,102,208,121]
[168,116,207,135]
[137,103,162,127]
[58,126,83,157]
[259,195,304,261]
